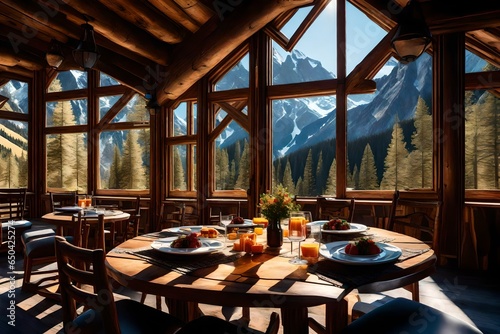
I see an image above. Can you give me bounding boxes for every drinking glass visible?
[288,212,307,265]
[220,214,233,244]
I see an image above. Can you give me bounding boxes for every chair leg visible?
[406,282,420,302]
[140,293,162,311]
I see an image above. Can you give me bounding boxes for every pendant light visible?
[391,0,432,64]
[73,21,100,70]
[45,39,64,69]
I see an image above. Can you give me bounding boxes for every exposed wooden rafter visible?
[156,0,315,104]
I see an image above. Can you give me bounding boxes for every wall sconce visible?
[391,0,432,64]
[45,39,64,69]
[73,21,100,70]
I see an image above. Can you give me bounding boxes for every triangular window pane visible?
[100,72,121,86]
[214,54,249,91]
[465,49,500,73]
[47,70,87,92]
[0,80,29,114]
[272,3,336,85]
[99,95,123,120]
[346,2,385,74]
[110,95,150,123]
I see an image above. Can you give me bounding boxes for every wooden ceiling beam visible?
[465,71,500,90]
[0,0,80,42]
[0,41,43,71]
[97,0,186,43]
[173,0,214,26]
[59,0,171,65]
[0,64,33,78]
[148,0,204,33]
[157,0,315,104]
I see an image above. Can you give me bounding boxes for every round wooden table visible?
[42,210,130,237]
[105,227,435,334]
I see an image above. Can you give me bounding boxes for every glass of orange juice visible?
[300,242,319,264]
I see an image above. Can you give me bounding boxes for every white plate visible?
[151,237,224,255]
[321,222,368,234]
[320,241,402,265]
[163,225,223,239]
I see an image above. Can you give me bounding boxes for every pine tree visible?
[301,149,314,195]
[173,146,186,190]
[324,159,336,195]
[120,130,146,189]
[216,148,229,189]
[127,96,150,186]
[408,96,433,188]
[235,140,250,190]
[46,90,80,189]
[282,159,295,194]
[0,151,18,187]
[108,145,122,189]
[17,151,28,187]
[0,152,6,187]
[358,143,378,190]
[316,151,324,194]
[380,120,409,190]
[465,91,478,188]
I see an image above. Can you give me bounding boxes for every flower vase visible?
[266,218,283,248]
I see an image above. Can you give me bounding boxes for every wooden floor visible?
[2,222,500,333]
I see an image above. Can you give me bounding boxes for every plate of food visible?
[319,238,402,265]
[151,233,224,255]
[320,219,368,234]
[164,226,223,239]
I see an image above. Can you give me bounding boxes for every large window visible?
[45,70,150,194]
[464,51,500,191]
[347,54,433,191]
[0,79,29,188]
[168,101,197,195]
[272,96,336,196]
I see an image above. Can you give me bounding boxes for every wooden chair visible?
[21,210,85,300]
[350,191,441,321]
[54,235,185,334]
[208,202,240,224]
[176,311,280,334]
[386,190,441,301]
[157,201,186,230]
[316,197,355,222]
[22,210,103,299]
[0,188,31,252]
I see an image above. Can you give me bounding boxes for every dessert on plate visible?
[344,237,381,255]
[322,218,351,230]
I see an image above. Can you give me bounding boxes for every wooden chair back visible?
[388,191,441,254]
[158,201,186,230]
[50,191,77,212]
[120,196,141,240]
[0,187,27,222]
[208,202,240,224]
[316,197,355,222]
[75,211,105,250]
[54,235,120,334]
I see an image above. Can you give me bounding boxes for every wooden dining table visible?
[42,210,131,236]
[105,227,435,334]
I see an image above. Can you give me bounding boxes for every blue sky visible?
[279,1,386,75]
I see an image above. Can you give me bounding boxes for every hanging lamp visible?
[73,21,100,70]
[45,39,64,69]
[391,0,432,64]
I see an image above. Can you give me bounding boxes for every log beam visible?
[97,0,187,43]
[60,0,171,65]
[157,0,314,104]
